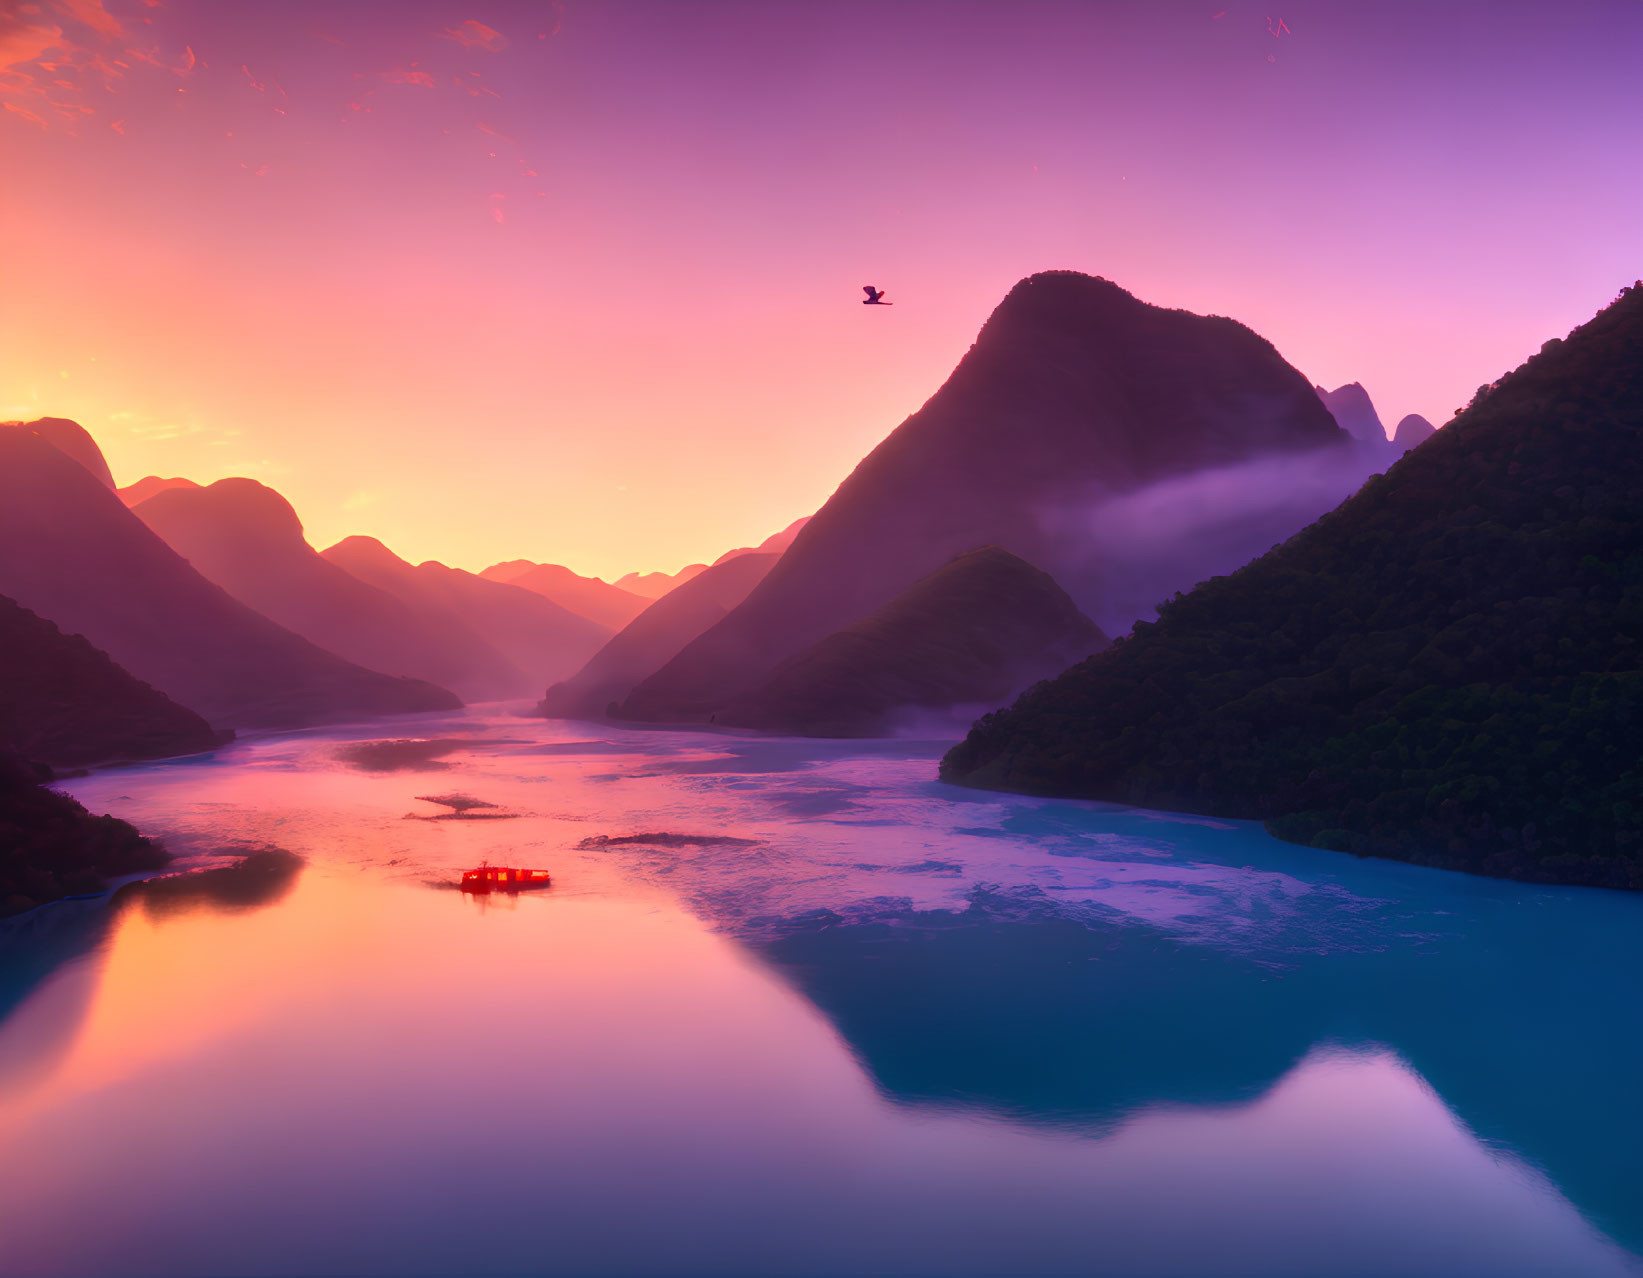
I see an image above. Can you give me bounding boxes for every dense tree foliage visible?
[0,592,218,767]
[722,546,1105,736]
[943,284,1643,889]
[0,751,168,916]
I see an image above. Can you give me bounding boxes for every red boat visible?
[460,862,552,893]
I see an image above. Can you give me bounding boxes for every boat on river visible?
[460,863,552,893]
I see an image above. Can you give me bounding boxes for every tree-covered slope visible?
[0,593,219,768]
[943,283,1643,889]
[722,547,1106,737]
[0,751,168,917]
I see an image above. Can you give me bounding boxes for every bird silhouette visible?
[862,286,892,306]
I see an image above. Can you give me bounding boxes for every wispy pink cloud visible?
[2,99,47,126]
[382,63,435,88]
[56,0,123,40]
[438,20,506,53]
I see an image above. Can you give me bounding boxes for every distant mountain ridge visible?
[322,536,609,693]
[615,565,709,598]
[477,562,649,630]
[540,552,779,719]
[620,271,1354,725]
[1394,414,1436,449]
[0,424,457,729]
[942,282,1643,889]
[119,475,199,507]
[1315,384,1439,466]
[134,479,540,702]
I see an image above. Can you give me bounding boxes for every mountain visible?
[620,271,1353,724]
[478,560,536,585]
[613,517,812,598]
[0,592,220,767]
[942,282,1643,889]
[119,475,199,507]
[322,537,609,692]
[0,750,169,917]
[718,548,1106,737]
[1315,382,1387,447]
[540,552,779,719]
[0,424,458,729]
[709,516,811,568]
[479,562,649,630]
[133,479,534,702]
[1394,414,1437,450]
[614,564,709,598]
[5,417,115,489]
[1317,386,1439,463]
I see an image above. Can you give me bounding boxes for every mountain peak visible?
[1316,382,1387,445]
[325,535,404,567]
[1393,413,1436,449]
[119,475,200,508]
[4,417,115,489]
[942,280,1643,887]
[137,477,306,545]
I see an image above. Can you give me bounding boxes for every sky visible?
[2,0,1640,580]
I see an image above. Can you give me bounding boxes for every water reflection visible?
[749,883,1643,1255]
[0,849,303,1095]
[1,713,1636,1277]
[116,846,305,918]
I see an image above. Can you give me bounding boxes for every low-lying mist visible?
[1042,444,1381,636]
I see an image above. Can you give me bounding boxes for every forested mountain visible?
[718,547,1106,736]
[943,283,1643,889]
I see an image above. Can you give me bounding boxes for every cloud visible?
[438,20,506,52]
[0,0,187,132]
[382,63,435,87]
[56,0,122,40]
[0,14,65,70]
[2,99,45,125]
[1036,445,1379,634]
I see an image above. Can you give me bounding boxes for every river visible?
[2,705,1639,1276]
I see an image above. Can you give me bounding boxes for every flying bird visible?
[862,286,893,306]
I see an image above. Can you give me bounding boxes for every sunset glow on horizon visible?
[3,0,1639,579]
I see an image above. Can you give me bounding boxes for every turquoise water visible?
[1,706,1639,1276]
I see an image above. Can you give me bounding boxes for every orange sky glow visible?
[3,0,1639,578]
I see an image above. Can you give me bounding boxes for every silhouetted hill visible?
[943,283,1643,889]
[1394,414,1437,450]
[323,537,609,692]
[4,417,116,489]
[0,425,458,729]
[134,479,534,701]
[1315,382,1387,446]
[479,562,648,630]
[720,547,1106,736]
[621,272,1351,724]
[540,553,778,719]
[0,750,169,917]
[610,517,812,598]
[708,516,812,568]
[0,593,220,767]
[478,560,536,585]
[119,475,199,507]
[614,564,708,598]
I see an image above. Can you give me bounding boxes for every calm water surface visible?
[2,706,1640,1277]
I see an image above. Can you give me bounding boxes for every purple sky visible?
[3,0,1639,575]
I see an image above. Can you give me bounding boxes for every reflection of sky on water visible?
[0,706,1635,1276]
